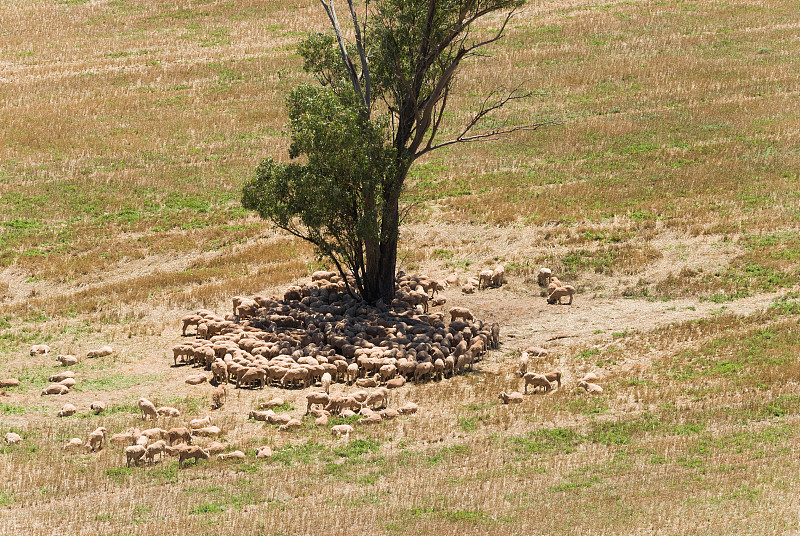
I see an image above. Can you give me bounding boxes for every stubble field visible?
[2,0,800,534]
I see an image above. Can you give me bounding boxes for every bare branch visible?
[415,121,558,159]
[320,0,367,108]
[347,0,371,109]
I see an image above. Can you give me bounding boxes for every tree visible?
[242,0,546,304]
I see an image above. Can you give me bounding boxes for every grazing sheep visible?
[177,445,209,466]
[0,379,20,388]
[522,372,552,394]
[166,428,192,446]
[397,402,419,415]
[204,442,227,455]
[90,401,106,414]
[578,380,603,394]
[49,371,75,383]
[140,428,168,442]
[125,445,147,467]
[138,398,158,420]
[306,392,330,415]
[144,440,167,464]
[490,264,505,287]
[192,426,222,437]
[4,432,21,445]
[185,374,208,385]
[86,427,108,452]
[364,387,389,410]
[548,285,576,305]
[498,391,523,405]
[56,354,78,367]
[331,424,354,439]
[255,446,273,459]
[87,345,113,358]
[218,450,246,461]
[57,404,78,417]
[537,268,552,287]
[449,307,474,323]
[41,384,69,396]
[30,344,51,356]
[211,384,226,410]
[110,429,140,448]
[156,406,180,418]
[64,438,83,451]
[189,416,212,429]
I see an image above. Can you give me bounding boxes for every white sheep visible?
[189,416,212,429]
[192,426,222,437]
[49,371,75,382]
[518,351,529,377]
[156,406,180,418]
[185,373,208,385]
[125,445,147,467]
[548,285,575,305]
[498,391,523,404]
[217,450,246,461]
[320,372,332,394]
[56,354,78,367]
[397,402,419,415]
[144,440,168,464]
[90,401,106,414]
[331,424,354,439]
[255,446,273,459]
[0,378,20,388]
[490,264,505,287]
[211,384,226,410]
[578,380,603,394]
[478,270,494,290]
[87,345,113,358]
[41,384,69,396]
[4,432,21,445]
[137,398,158,420]
[86,427,107,452]
[306,392,330,415]
[278,419,302,431]
[537,267,552,287]
[30,344,51,356]
[57,378,77,388]
[522,372,552,394]
[57,404,78,417]
[63,438,83,451]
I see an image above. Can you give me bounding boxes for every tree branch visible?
[415,120,558,159]
[320,0,367,108]
[346,0,371,110]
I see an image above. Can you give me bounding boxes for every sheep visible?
[177,445,209,466]
[86,427,108,452]
[56,354,78,367]
[386,376,406,389]
[218,450,246,461]
[578,380,603,394]
[331,424,354,439]
[41,384,69,396]
[181,314,202,336]
[124,445,146,467]
[542,370,562,389]
[526,346,548,357]
[522,372,552,394]
[547,276,562,295]
[278,418,302,431]
[364,387,389,410]
[87,345,113,358]
[477,270,494,290]
[314,413,329,426]
[306,392,330,415]
[156,406,180,418]
[490,264,505,287]
[320,372,332,394]
[356,376,378,388]
[346,363,359,385]
[210,359,228,384]
[138,398,158,420]
[518,351,529,377]
[4,432,22,445]
[268,414,292,426]
[397,402,419,415]
[90,401,106,414]
[49,371,74,383]
[461,283,475,294]
[255,446,273,459]
[211,384,226,410]
[140,428,168,442]
[537,267,552,287]
[57,404,78,417]
[380,408,399,420]
[167,427,192,446]
[0,379,20,388]
[111,429,140,447]
[548,285,576,305]
[580,372,601,383]
[249,409,274,422]
[30,344,51,356]
[258,397,284,410]
[498,391,523,405]
[57,377,77,388]
[64,438,83,451]
[449,307,474,323]
[144,440,167,464]
[185,374,208,385]
[358,413,383,425]
[414,362,434,383]
[191,425,222,437]
[189,416,212,429]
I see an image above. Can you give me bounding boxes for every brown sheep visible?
[522,372,552,394]
[548,285,575,305]
[177,445,209,466]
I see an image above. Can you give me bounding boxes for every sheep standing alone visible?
[86,427,107,452]
[331,424,353,439]
[137,398,158,420]
[211,384,226,410]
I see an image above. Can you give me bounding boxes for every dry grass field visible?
[2,0,800,534]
